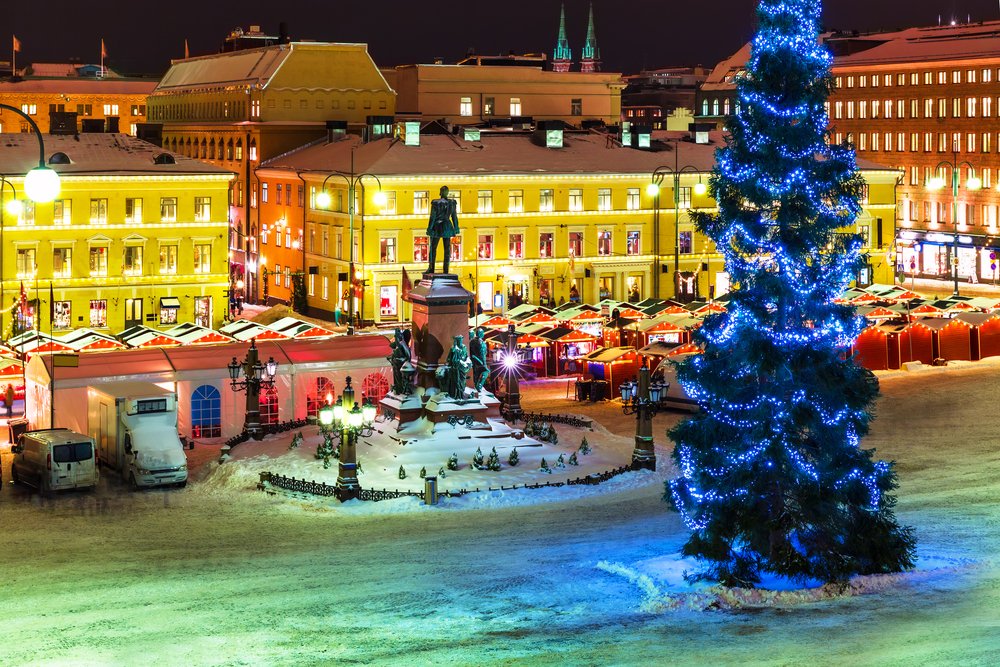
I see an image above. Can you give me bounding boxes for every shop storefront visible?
[896,230,1000,284]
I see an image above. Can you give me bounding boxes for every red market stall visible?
[853,325,891,371]
[583,346,642,398]
[539,327,600,375]
[954,312,1000,361]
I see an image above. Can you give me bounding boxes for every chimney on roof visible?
[365,115,395,142]
[534,120,564,149]
[402,121,421,146]
[326,120,347,143]
[689,122,712,145]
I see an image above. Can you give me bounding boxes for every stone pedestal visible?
[406,273,474,390]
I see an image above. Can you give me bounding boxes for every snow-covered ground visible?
[2,363,1000,665]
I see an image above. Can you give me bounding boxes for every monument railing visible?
[257,464,634,502]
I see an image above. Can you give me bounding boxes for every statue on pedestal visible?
[387,328,413,395]
[426,185,460,275]
[436,335,472,400]
[469,327,489,394]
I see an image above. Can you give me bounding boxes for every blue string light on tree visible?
[664,0,916,588]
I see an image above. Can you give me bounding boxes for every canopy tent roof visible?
[267,317,338,339]
[165,323,235,345]
[584,346,640,363]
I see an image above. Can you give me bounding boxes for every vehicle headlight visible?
[179,464,187,471]
[137,468,150,475]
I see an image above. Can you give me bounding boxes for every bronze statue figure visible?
[387,328,413,395]
[426,185,460,275]
[469,327,490,394]
[436,334,472,400]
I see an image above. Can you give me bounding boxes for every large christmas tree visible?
[667,0,915,587]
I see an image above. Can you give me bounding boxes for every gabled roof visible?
[153,42,392,96]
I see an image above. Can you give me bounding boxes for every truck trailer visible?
[87,382,188,489]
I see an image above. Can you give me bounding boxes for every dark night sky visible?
[8,1,1000,76]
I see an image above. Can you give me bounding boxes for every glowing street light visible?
[928,141,983,296]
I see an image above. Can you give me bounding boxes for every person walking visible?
[5,384,14,418]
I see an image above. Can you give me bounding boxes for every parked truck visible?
[87,382,188,489]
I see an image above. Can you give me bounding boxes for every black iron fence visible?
[508,411,594,430]
[257,464,634,502]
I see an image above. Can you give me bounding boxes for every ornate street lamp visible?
[499,324,525,421]
[647,139,707,302]
[227,338,278,440]
[927,140,982,297]
[620,362,668,470]
[0,104,61,204]
[313,149,383,335]
[331,375,376,500]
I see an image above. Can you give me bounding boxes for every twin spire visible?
[552,2,601,73]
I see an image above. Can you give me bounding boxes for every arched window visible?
[361,372,390,406]
[226,139,233,160]
[260,384,279,425]
[191,384,222,438]
[702,99,709,116]
[712,98,720,116]
[306,377,334,417]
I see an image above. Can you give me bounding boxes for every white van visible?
[11,429,99,495]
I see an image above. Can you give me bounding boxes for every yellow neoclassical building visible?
[255,126,900,324]
[0,133,233,335]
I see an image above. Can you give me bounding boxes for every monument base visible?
[406,273,474,391]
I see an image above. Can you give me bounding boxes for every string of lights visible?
[665,0,915,586]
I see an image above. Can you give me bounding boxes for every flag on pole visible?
[101,38,107,59]
[184,39,190,59]
[401,267,412,300]
[12,35,21,53]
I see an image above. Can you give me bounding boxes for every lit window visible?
[510,97,522,116]
[123,246,144,276]
[413,191,430,215]
[568,189,583,212]
[597,188,612,211]
[52,247,72,278]
[380,191,396,215]
[90,300,108,328]
[194,244,211,273]
[16,248,35,278]
[597,230,612,256]
[477,190,493,214]
[160,245,178,274]
[626,188,640,210]
[380,237,397,263]
[89,246,108,277]
[626,231,641,255]
[569,232,583,258]
[53,199,72,225]
[508,233,524,259]
[478,234,493,260]
[539,189,554,212]
[679,231,693,254]
[125,198,142,223]
[571,99,582,116]
[90,198,108,224]
[460,97,473,117]
[539,232,554,258]
[53,301,71,329]
[195,197,211,221]
[508,189,524,213]
[160,197,177,222]
[414,236,429,262]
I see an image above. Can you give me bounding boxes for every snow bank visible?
[597,551,978,612]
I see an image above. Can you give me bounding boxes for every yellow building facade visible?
[0,133,233,335]
[257,129,899,324]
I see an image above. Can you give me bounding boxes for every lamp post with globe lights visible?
[619,361,668,471]
[927,142,982,297]
[314,151,384,334]
[1,104,61,339]
[227,339,278,440]
[647,148,707,301]
[326,376,376,500]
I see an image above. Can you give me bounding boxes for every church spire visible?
[580,2,601,73]
[552,3,572,73]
